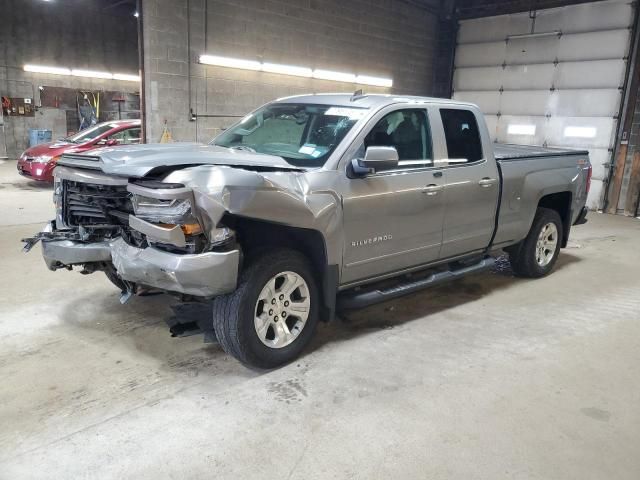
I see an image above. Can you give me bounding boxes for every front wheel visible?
[212,249,319,369]
[507,207,563,278]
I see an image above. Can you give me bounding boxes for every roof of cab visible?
[271,93,477,109]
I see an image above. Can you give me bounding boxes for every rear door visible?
[340,106,446,284]
[434,106,500,259]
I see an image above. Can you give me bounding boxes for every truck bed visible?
[494,143,589,161]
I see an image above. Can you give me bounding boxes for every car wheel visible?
[507,207,563,278]
[212,248,319,369]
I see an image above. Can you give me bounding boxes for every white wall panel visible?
[554,60,627,89]
[500,91,550,116]
[453,66,502,91]
[453,0,633,209]
[495,115,547,146]
[534,0,632,33]
[453,91,501,114]
[455,42,507,67]
[551,89,622,117]
[545,117,616,149]
[505,36,561,65]
[501,64,555,90]
[557,30,631,61]
[458,16,531,44]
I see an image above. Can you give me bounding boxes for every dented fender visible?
[160,165,343,265]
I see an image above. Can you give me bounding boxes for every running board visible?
[337,257,495,310]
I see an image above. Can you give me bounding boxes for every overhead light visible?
[262,63,312,78]
[198,54,393,87]
[133,11,139,17]
[199,55,261,71]
[508,124,536,135]
[564,126,597,138]
[356,75,393,88]
[113,73,141,82]
[72,69,113,79]
[313,69,357,83]
[24,64,139,82]
[24,64,71,75]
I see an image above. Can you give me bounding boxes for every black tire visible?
[507,207,563,278]
[212,248,319,369]
[104,266,126,291]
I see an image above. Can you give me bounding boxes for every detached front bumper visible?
[26,223,240,297]
[109,238,239,297]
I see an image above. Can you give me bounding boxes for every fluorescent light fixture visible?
[199,55,261,71]
[262,62,312,78]
[198,54,393,87]
[313,69,357,83]
[564,126,597,138]
[24,64,71,75]
[508,124,536,135]
[24,64,139,82]
[356,75,393,87]
[72,69,113,79]
[113,73,141,82]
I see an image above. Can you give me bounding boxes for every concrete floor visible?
[1,159,639,479]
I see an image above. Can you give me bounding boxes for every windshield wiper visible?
[229,145,257,153]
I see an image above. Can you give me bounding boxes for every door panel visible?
[440,162,499,258]
[342,170,445,283]
[438,107,500,259]
[340,107,445,284]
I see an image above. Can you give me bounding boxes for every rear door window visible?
[439,109,483,164]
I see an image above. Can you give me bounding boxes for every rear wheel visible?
[507,207,563,278]
[212,249,319,368]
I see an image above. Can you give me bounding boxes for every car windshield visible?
[211,103,367,167]
[65,123,122,144]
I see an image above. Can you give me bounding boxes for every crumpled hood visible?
[64,142,303,177]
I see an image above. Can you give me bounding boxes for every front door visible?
[341,107,446,284]
[437,107,500,259]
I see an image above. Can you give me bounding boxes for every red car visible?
[17,119,141,182]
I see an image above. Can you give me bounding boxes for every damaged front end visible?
[23,164,241,301]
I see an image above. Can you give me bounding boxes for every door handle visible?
[422,184,443,195]
[478,177,497,188]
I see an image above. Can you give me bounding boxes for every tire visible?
[212,248,319,369]
[507,207,563,278]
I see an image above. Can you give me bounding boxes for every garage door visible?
[453,0,634,209]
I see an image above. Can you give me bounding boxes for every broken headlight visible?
[131,195,194,224]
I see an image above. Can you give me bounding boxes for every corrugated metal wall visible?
[452,0,634,210]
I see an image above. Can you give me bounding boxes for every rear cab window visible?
[439,108,483,164]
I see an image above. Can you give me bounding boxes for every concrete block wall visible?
[142,0,440,143]
[0,0,140,158]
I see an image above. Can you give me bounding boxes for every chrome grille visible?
[62,180,133,226]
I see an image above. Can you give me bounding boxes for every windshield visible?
[211,103,367,167]
[65,123,121,144]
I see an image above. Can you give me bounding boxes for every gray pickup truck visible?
[23,94,591,368]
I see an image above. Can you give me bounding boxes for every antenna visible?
[350,89,365,102]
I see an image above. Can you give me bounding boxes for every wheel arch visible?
[537,191,572,247]
[222,214,338,321]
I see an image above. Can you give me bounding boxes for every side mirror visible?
[105,139,119,146]
[351,146,399,176]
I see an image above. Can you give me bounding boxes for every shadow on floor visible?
[58,252,582,374]
[309,252,582,353]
